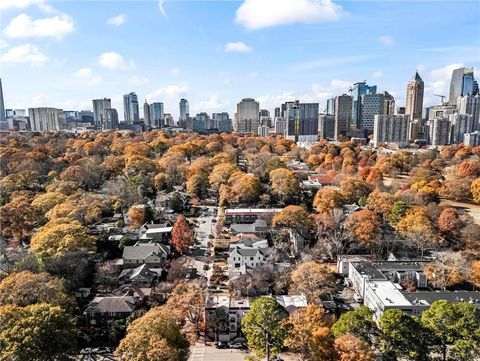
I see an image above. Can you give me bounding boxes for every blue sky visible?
[1,0,479,120]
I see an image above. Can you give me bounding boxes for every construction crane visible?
[434,94,446,104]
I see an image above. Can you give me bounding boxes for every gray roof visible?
[123,244,169,260]
[231,224,256,233]
[87,296,137,314]
[119,264,160,281]
[236,248,264,257]
[402,291,480,305]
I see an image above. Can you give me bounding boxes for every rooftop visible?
[367,281,412,307]
[225,208,282,214]
[351,261,387,280]
[402,291,480,306]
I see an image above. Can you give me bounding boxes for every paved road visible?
[190,206,217,283]
[188,344,299,361]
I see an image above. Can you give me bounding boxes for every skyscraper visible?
[360,93,384,132]
[449,67,476,104]
[123,92,139,123]
[383,91,396,116]
[28,107,66,131]
[179,98,189,127]
[457,95,480,131]
[373,115,410,148]
[284,101,319,142]
[350,81,377,128]
[150,102,164,128]
[274,117,286,134]
[235,98,260,134]
[326,98,336,116]
[449,113,473,144]
[213,112,232,133]
[405,71,424,120]
[92,98,111,127]
[319,114,335,140]
[334,94,352,140]
[0,78,5,123]
[104,108,119,130]
[193,112,209,133]
[143,100,151,126]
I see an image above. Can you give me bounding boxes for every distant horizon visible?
[1,0,479,120]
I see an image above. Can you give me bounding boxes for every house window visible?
[250,257,254,260]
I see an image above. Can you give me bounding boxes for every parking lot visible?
[188,344,299,361]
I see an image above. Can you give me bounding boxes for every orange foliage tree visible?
[171,214,194,254]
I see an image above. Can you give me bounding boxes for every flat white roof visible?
[367,281,412,307]
[226,208,283,214]
[145,227,173,234]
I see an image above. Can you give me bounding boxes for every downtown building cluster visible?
[1,66,479,148]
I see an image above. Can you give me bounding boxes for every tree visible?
[438,207,462,237]
[0,303,77,361]
[127,204,151,229]
[30,218,95,258]
[186,173,209,199]
[165,284,205,342]
[397,206,437,258]
[339,178,374,204]
[272,205,315,238]
[378,309,429,361]
[171,214,193,254]
[116,306,190,361]
[456,160,480,178]
[366,190,394,220]
[313,188,344,214]
[284,304,335,361]
[345,209,382,247]
[0,271,74,310]
[208,163,237,189]
[421,300,480,361]
[269,168,299,203]
[331,307,375,343]
[241,296,289,360]
[387,201,407,225]
[471,260,480,289]
[289,261,336,304]
[422,258,467,290]
[471,178,480,204]
[45,251,94,291]
[334,335,374,361]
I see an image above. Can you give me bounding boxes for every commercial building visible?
[405,71,424,120]
[235,98,260,134]
[193,112,209,133]
[360,93,385,132]
[274,117,286,134]
[79,110,94,124]
[449,113,473,144]
[258,124,269,138]
[212,112,232,133]
[123,92,139,123]
[0,78,5,123]
[373,114,410,148]
[449,67,477,105]
[326,98,336,116]
[104,108,119,130]
[464,131,480,146]
[351,81,377,128]
[429,117,451,146]
[143,100,151,127]
[150,102,164,128]
[284,100,319,141]
[179,98,189,127]
[457,95,480,130]
[383,91,396,116]
[92,98,111,127]
[28,107,65,131]
[334,94,352,140]
[319,113,335,140]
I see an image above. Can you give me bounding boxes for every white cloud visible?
[379,35,394,46]
[1,43,49,66]
[98,51,135,70]
[3,13,74,40]
[192,95,230,113]
[0,39,8,49]
[0,0,44,11]
[128,76,150,86]
[248,71,259,78]
[107,14,128,26]
[224,41,253,53]
[293,55,370,71]
[32,94,46,106]
[171,67,181,75]
[373,70,383,79]
[423,63,464,105]
[73,68,102,85]
[235,0,344,30]
[158,0,169,20]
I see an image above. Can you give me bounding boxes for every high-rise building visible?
[464,131,480,146]
[123,92,139,123]
[427,104,457,121]
[405,71,424,120]
[429,117,451,146]
[235,98,260,134]
[259,116,271,127]
[373,115,410,148]
[193,112,209,133]
[274,117,286,134]
[179,98,189,127]
[258,125,269,138]
[319,114,335,140]
[164,113,174,126]
[350,81,377,128]
[212,112,232,133]
[28,107,65,132]
[449,67,476,105]
[150,102,165,128]
[64,111,79,123]
[457,95,480,130]
[274,107,281,118]
[449,113,473,144]
[383,91,396,116]
[104,108,119,130]
[284,101,319,142]
[360,93,384,132]
[334,94,352,140]
[79,110,94,124]
[0,78,5,123]
[92,98,111,127]
[326,98,336,116]
[143,100,151,127]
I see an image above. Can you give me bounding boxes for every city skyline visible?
[1,0,479,119]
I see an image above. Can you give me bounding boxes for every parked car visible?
[215,342,228,349]
[229,342,247,350]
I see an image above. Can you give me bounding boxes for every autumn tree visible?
[284,304,335,361]
[339,178,374,204]
[0,303,77,361]
[289,261,336,304]
[127,204,152,229]
[186,173,209,199]
[366,190,394,220]
[334,335,374,361]
[422,257,467,290]
[471,178,480,204]
[272,205,315,238]
[397,206,437,258]
[456,160,480,178]
[241,296,289,360]
[0,193,38,241]
[171,214,194,254]
[30,218,95,259]
[471,260,480,289]
[0,271,74,310]
[345,209,382,247]
[116,307,190,361]
[208,163,237,189]
[269,168,299,203]
[331,307,375,343]
[313,188,344,214]
[438,207,462,238]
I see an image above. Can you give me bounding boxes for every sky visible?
[1,0,479,121]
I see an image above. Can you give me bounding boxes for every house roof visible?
[119,264,161,281]
[87,296,137,314]
[145,227,173,234]
[123,244,169,260]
